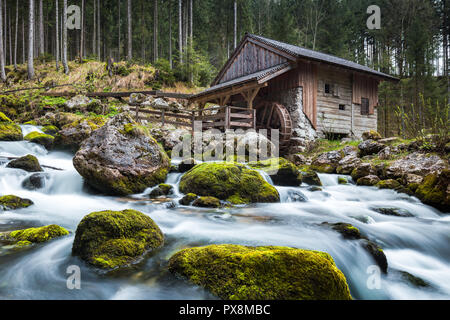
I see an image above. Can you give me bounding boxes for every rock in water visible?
[54,117,107,151]
[72,209,164,269]
[0,195,34,210]
[1,225,69,244]
[248,158,302,187]
[179,162,280,204]
[168,244,352,300]
[22,173,49,190]
[73,114,170,196]
[7,155,43,172]
[0,122,23,141]
[24,132,55,149]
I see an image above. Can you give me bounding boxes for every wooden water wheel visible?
[254,101,293,147]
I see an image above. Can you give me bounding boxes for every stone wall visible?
[268,87,317,141]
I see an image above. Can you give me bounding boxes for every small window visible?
[361,98,370,115]
[324,83,331,94]
[339,104,346,111]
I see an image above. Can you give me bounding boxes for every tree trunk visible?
[80,0,84,59]
[118,0,120,60]
[55,0,59,70]
[154,0,158,62]
[38,0,44,56]
[97,0,100,59]
[22,12,24,64]
[233,0,237,49]
[8,4,12,66]
[178,0,182,63]
[93,0,96,57]
[127,0,132,60]
[188,0,192,83]
[0,0,5,81]
[62,0,68,74]
[28,0,35,79]
[13,0,18,69]
[169,0,172,69]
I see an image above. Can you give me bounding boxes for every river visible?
[0,125,449,300]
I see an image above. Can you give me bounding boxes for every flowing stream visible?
[0,125,449,300]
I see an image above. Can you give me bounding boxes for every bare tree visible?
[38,0,44,56]
[118,0,121,60]
[13,0,18,69]
[97,0,100,59]
[154,0,158,61]
[55,0,59,70]
[62,0,68,74]
[169,0,172,68]
[178,0,182,63]
[127,0,132,60]
[8,2,11,66]
[93,0,96,57]
[0,0,5,81]
[28,0,35,79]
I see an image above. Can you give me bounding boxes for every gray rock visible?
[358,139,386,157]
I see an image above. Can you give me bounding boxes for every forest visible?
[0,0,448,137]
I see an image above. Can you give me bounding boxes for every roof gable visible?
[212,36,296,86]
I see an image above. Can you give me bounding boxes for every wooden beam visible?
[192,81,267,105]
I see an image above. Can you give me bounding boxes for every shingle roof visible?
[191,63,291,98]
[248,34,398,81]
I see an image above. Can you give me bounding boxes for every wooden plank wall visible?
[220,41,288,84]
[267,61,317,128]
[352,74,379,114]
[316,67,353,134]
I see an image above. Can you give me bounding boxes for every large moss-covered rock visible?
[6,154,43,172]
[357,175,381,186]
[179,193,198,205]
[0,122,23,141]
[179,163,280,204]
[414,170,450,211]
[2,225,69,244]
[248,158,302,186]
[168,244,352,300]
[299,168,322,186]
[24,131,55,149]
[149,183,174,197]
[192,196,221,208]
[384,153,447,179]
[73,114,169,196]
[310,150,343,174]
[72,209,164,269]
[54,117,107,151]
[0,195,34,210]
[41,125,59,136]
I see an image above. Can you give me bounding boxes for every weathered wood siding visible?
[352,104,378,138]
[219,41,288,84]
[267,61,317,128]
[316,67,353,135]
[352,74,379,114]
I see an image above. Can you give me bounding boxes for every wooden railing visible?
[129,104,256,132]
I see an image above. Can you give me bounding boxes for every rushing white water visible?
[0,131,449,300]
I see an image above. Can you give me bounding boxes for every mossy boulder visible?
[351,163,376,181]
[358,140,386,157]
[72,209,164,269]
[357,175,381,186]
[371,207,414,217]
[310,150,344,174]
[248,158,302,187]
[338,177,348,185]
[376,179,402,190]
[362,130,382,141]
[322,222,361,240]
[179,193,198,205]
[2,225,69,244]
[179,163,280,204]
[73,114,170,196]
[414,170,450,211]
[299,168,322,186]
[54,117,107,151]
[168,244,352,300]
[0,122,23,141]
[192,196,221,208]
[24,131,55,149]
[149,183,174,197]
[0,195,34,210]
[6,154,43,172]
[41,125,59,136]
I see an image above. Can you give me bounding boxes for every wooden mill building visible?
[190,33,398,145]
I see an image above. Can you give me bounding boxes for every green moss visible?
[338,177,348,185]
[248,158,302,186]
[0,111,12,122]
[323,222,362,240]
[24,131,55,148]
[376,179,401,190]
[149,183,174,197]
[0,195,34,210]
[72,209,164,269]
[298,167,322,186]
[6,154,43,172]
[179,163,280,204]
[0,122,23,141]
[41,125,59,136]
[168,244,352,300]
[179,193,198,205]
[415,170,450,210]
[192,196,221,208]
[24,120,38,125]
[9,225,68,243]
